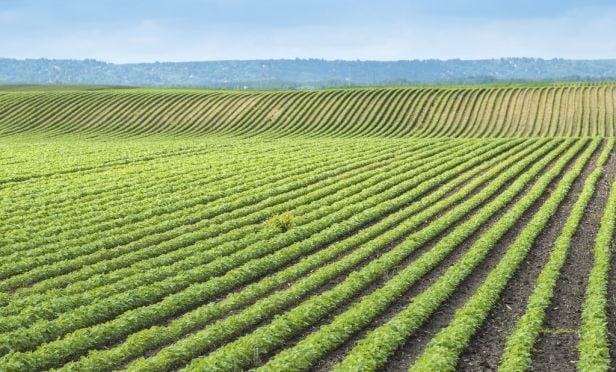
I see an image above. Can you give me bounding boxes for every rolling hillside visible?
[0,83,614,138]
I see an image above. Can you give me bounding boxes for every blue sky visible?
[1,0,615,63]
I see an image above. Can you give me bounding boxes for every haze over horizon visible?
[1,0,615,64]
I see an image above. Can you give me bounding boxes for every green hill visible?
[0,83,614,138]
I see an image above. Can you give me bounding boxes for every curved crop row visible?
[0,84,614,138]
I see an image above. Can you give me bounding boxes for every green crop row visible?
[181,139,575,371]
[0,141,497,369]
[409,139,600,371]
[577,177,616,371]
[331,138,587,371]
[0,85,614,138]
[0,141,448,326]
[0,140,408,273]
[1,140,336,239]
[62,137,529,372]
[0,141,420,290]
[499,138,614,371]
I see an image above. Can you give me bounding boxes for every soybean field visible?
[0,83,615,371]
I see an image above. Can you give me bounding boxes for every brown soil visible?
[608,251,616,370]
[456,139,607,371]
[601,144,616,370]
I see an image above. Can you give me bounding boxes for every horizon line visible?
[3,56,616,65]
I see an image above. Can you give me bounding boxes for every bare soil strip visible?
[603,148,616,369]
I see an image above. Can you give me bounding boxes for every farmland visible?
[0,83,614,138]
[0,83,615,371]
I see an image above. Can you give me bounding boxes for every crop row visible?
[0,84,614,138]
[499,138,614,371]
[180,139,580,371]
[1,139,406,256]
[408,138,601,370]
[330,138,593,371]
[57,139,538,371]
[0,140,502,368]
[0,141,461,321]
[577,177,616,371]
[74,138,560,368]
[2,135,614,371]
[0,141,452,296]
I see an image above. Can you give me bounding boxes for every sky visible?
[0,0,615,63]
